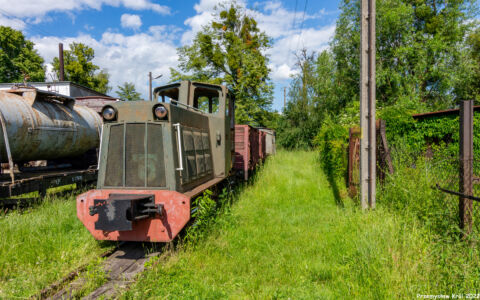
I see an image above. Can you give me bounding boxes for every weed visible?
[124,151,468,299]
[0,191,114,298]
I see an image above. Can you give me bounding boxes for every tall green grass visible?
[0,190,115,298]
[124,151,466,299]
[378,148,480,293]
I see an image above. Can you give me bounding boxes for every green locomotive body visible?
[77,81,235,242]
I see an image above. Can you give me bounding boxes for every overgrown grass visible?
[0,190,115,298]
[123,151,468,299]
[378,148,480,292]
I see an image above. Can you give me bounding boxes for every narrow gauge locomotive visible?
[77,81,235,242]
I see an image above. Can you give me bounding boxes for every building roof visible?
[0,81,111,98]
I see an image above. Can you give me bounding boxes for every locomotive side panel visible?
[169,104,214,193]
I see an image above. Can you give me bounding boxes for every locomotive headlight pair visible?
[153,104,168,120]
[102,106,116,121]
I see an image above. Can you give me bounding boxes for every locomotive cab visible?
[77,81,234,242]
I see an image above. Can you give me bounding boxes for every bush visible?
[314,117,349,182]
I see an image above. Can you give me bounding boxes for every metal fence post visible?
[459,100,474,235]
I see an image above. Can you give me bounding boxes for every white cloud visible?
[182,11,214,44]
[0,0,170,20]
[270,63,299,81]
[193,0,224,13]
[119,0,170,14]
[0,15,26,30]
[26,0,335,106]
[31,26,179,99]
[121,14,142,30]
[267,25,335,67]
[181,0,335,81]
[249,2,335,81]
[182,0,247,44]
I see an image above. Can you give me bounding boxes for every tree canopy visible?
[116,82,142,101]
[52,42,111,94]
[0,26,45,83]
[171,2,274,126]
[279,0,479,149]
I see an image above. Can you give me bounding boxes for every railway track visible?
[39,242,161,300]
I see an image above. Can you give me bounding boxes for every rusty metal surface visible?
[348,127,361,198]
[412,105,480,120]
[348,120,393,198]
[75,96,118,113]
[0,88,102,163]
[234,125,251,180]
[259,128,276,155]
[77,189,190,242]
[250,127,260,168]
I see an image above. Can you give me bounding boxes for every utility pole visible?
[459,100,474,236]
[58,43,65,81]
[149,72,152,101]
[284,87,286,109]
[360,0,376,209]
[149,72,163,101]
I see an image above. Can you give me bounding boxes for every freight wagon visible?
[233,125,275,180]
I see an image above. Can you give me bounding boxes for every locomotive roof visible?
[153,81,232,95]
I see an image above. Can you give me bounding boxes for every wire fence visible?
[429,157,480,239]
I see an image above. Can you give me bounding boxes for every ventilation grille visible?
[104,123,166,188]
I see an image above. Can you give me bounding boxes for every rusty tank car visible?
[0,87,102,163]
[0,87,104,204]
[77,81,236,242]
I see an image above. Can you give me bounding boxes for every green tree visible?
[0,26,45,82]
[172,2,273,126]
[332,0,478,113]
[278,49,337,149]
[116,82,142,101]
[455,26,480,102]
[52,42,111,94]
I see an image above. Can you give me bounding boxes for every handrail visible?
[173,123,183,171]
[97,124,104,170]
[170,100,205,114]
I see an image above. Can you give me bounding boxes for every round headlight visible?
[102,107,116,121]
[154,105,168,119]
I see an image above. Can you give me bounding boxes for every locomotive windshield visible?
[156,84,179,103]
[193,86,220,114]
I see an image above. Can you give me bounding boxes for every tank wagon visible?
[0,88,101,163]
[0,87,102,203]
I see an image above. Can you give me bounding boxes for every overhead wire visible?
[286,0,299,66]
[295,0,308,54]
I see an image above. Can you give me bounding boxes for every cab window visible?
[155,86,179,105]
[193,86,220,114]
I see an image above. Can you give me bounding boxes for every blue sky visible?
[0,0,341,111]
